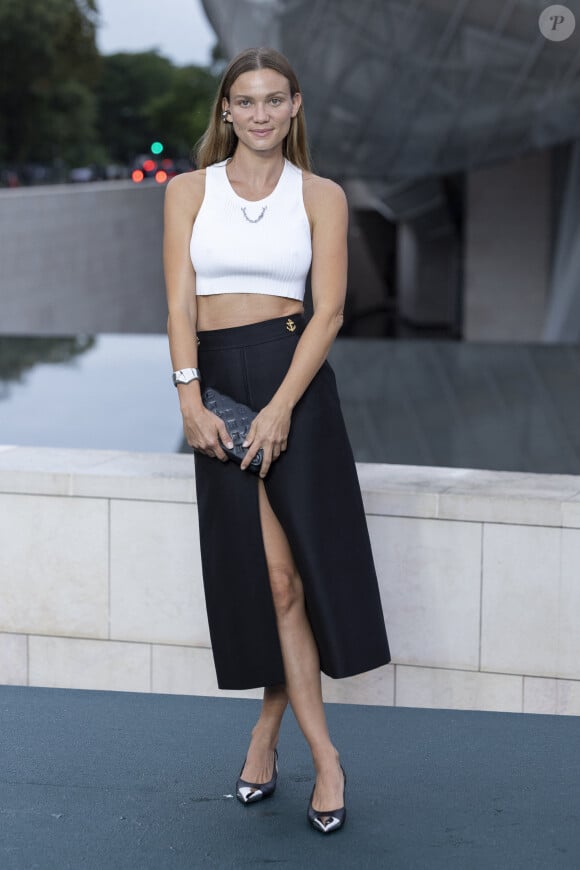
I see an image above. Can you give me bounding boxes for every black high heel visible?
[307,765,347,834]
[236,748,278,804]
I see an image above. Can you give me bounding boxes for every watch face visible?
[173,368,200,386]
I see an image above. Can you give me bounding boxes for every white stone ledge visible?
[0,446,196,502]
[2,446,580,525]
[357,463,580,527]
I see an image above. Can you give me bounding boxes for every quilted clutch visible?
[201,387,263,473]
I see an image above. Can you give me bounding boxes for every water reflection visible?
[0,334,182,453]
[2,334,580,473]
[0,336,95,391]
[329,340,580,475]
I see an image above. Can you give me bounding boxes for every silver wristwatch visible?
[172,367,201,387]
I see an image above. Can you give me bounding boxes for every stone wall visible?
[0,182,167,334]
[1,445,579,715]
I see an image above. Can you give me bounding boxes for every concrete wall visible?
[1,445,580,716]
[1,158,554,342]
[0,182,167,334]
[464,150,551,341]
[1,157,555,342]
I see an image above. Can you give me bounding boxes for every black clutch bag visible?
[201,387,263,473]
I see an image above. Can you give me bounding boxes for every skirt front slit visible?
[194,315,390,689]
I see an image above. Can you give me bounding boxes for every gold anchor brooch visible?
[286,318,296,332]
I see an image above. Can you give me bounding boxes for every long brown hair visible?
[195,47,311,171]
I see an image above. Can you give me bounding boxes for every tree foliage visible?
[0,0,101,164]
[148,64,218,160]
[97,52,217,164]
[95,51,176,164]
[0,0,218,173]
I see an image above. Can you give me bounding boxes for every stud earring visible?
[221,110,230,123]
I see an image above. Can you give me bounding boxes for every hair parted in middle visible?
[195,47,311,171]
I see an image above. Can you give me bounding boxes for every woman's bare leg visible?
[240,683,287,784]
[243,480,345,813]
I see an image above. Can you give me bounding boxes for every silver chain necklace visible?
[241,205,267,224]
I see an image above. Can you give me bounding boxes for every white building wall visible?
[1,445,580,716]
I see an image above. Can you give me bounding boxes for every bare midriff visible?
[196,293,304,331]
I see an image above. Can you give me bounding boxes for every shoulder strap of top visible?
[204,160,227,195]
[278,159,302,194]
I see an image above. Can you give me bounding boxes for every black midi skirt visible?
[194,314,390,689]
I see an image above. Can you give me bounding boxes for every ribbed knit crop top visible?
[190,158,312,300]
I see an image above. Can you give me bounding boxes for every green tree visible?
[96,51,176,163]
[97,51,218,164]
[0,0,101,166]
[148,65,218,159]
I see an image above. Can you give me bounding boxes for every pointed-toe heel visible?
[236,748,278,805]
[307,766,347,834]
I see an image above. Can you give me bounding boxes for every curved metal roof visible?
[201,0,580,182]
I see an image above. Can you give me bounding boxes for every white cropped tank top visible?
[190,159,312,300]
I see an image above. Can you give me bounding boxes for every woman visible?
[164,47,390,834]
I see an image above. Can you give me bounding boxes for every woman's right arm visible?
[163,173,233,460]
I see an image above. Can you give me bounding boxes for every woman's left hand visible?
[241,399,292,478]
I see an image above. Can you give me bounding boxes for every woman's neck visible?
[226,146,286,193]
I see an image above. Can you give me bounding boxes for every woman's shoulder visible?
[165,168,207,216]
[301,170,347,219]
[166,167,206,198]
